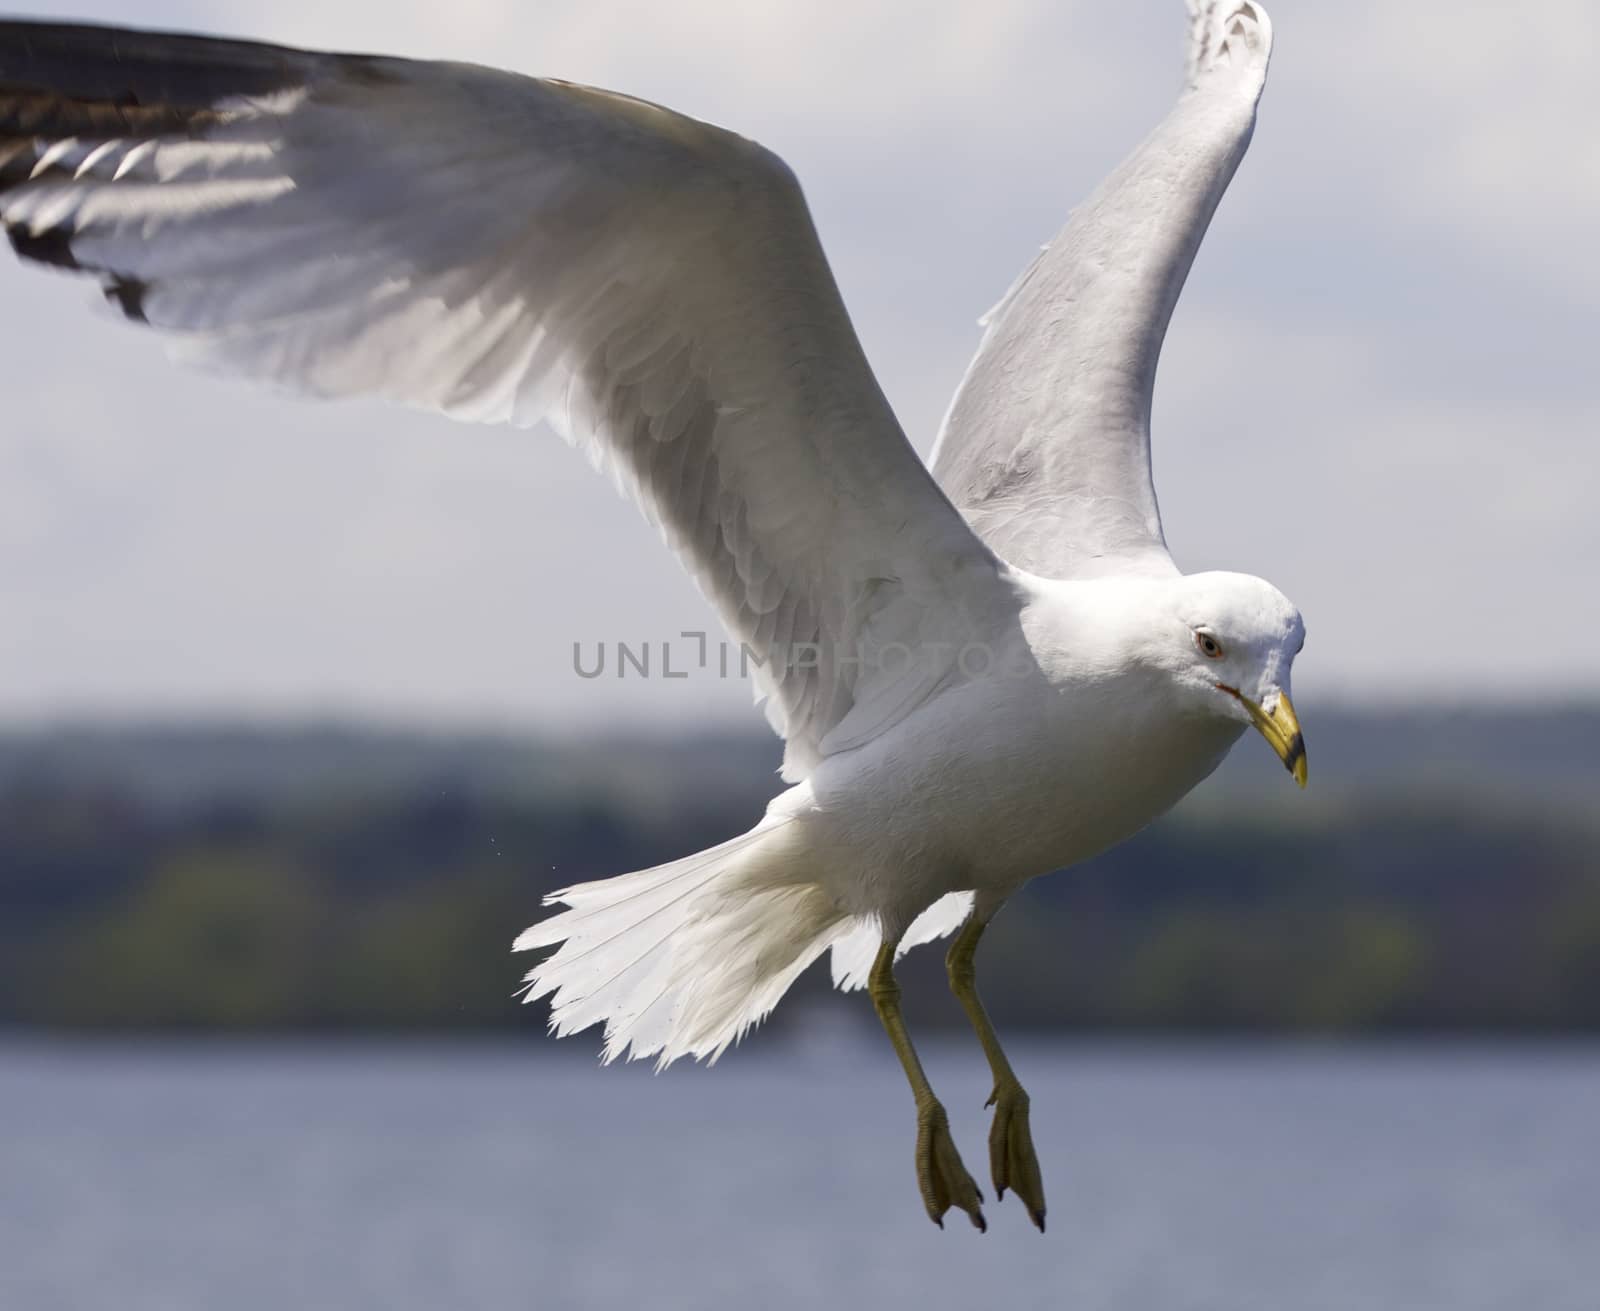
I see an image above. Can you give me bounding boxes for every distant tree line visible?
[1,722,1597,1034]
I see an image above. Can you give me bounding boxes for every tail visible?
[514,817,848,1067]
[827,891,975,991]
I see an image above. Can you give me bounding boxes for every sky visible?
[2,0,1597,733]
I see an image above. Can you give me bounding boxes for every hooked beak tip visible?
[1286,734,1308,788]
[1220,685,1308,788]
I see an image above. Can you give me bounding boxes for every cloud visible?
[2,0,1596,727]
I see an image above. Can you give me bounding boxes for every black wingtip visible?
[6,223,79,270]
[0,18,399,114]
[6,222,153,323]
[0,140,33,190]
[104,274,150,323]
[0,18,318,110]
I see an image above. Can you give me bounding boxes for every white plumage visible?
[1,5,1304,1083]
[933,1,1273,581]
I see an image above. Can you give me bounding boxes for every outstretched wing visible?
[0,20,1011,781]
[929,1,1273,580]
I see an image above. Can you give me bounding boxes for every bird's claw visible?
[986,1081,1046,1231]
[916,1099,986,1232]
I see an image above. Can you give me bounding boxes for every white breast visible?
[786,632,1244,924]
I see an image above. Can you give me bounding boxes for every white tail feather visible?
[516,817,849,1067]
[829,890,975,991]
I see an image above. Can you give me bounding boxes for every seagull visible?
[1,1,1303,1232]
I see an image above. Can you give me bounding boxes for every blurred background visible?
[3,1,1597,1308]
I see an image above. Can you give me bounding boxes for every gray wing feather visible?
[930,1,1273,580]
[0,19,1009,780]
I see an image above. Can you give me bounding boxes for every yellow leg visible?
[867,941,986,1232]
[946,913,1047,1231]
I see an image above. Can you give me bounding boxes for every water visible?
[4,1037,1597,1310]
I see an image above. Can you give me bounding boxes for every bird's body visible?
[801,576,1247,921]
[2,0,1305,1232]
[519,565,1293,1068]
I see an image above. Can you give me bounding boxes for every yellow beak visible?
[1228,688,1308,788]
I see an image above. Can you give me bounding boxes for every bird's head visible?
[1154,571,1307,786]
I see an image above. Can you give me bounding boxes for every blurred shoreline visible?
[4,707,1598,1035]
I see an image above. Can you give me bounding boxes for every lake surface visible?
[4,1036,1597,1310]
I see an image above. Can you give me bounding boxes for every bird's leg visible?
[867,940,986,1232]
[946,911,1046,1231]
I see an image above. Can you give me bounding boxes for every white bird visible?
[1,1,1303,1232]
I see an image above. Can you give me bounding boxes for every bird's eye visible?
[1195,631,1224,659]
